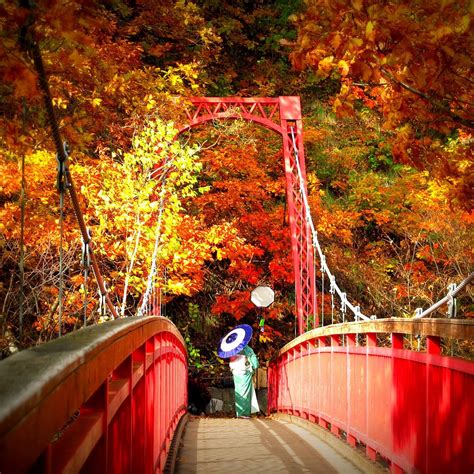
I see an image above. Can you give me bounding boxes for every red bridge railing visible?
[0,316,187,474]
[268,318,474,473]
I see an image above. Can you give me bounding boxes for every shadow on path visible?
[175,417,361,473]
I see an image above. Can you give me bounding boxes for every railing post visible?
[366,333,377,461]
[80,382,109,474]
[292,347,297,415]
[426,334,441,473]
[301,342,309,419]
[426,336,441,355]
[108,355,133,473]
[132,344,146,473]
[389,332,404,472]
[392,333,404,349]
[307,339,317,423]
[316,336,328,429]
[284,350,289,414]
[367,333,377,347]
[145,338,155,473]
[166,334,171,455]
[346,333,357,447]
[330,334,341,437]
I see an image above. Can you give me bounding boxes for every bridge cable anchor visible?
[98,282,107,319]
[341,292,347,322]
[56,141,70,192]
[447,283,457,318]
[354,305,360,322]
[81,229,91,269]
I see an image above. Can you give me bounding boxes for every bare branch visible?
[380,67,474,129]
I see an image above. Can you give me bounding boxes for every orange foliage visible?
[288,0,474,209]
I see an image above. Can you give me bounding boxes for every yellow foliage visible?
[318,56,335,78]
[337,60,350,77]
[351,0,363,11]
[365,21,376,42]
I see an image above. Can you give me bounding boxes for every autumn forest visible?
[0,0,472,369]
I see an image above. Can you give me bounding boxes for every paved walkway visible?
[174,417,366,473]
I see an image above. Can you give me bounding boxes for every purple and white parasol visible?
[217,324,253,358]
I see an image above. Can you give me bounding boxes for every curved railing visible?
[0,316,187,474]
[268,318,474,473]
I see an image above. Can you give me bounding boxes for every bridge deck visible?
[174,416,376,473]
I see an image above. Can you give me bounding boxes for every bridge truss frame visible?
[180,96,316,334]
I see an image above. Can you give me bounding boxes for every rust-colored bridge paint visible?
[268,319,474,473]
[179,96,317,334]
[0,317,187,474]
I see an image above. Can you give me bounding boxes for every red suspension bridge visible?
[0,95,473,474]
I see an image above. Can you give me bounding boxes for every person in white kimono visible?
[229,345,260,418]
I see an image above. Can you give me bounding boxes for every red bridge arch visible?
[179,96,316,334]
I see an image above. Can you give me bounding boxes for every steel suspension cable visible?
[289,126,473,322]
[330,275,335,325]
[152,274,157,315]
[312,228,318,330]
[158,266,162,316]
[21,10,118,320]
[19,153,26,339]
[320,255,325,326]
[18,99,28,340]
[57,147,67,336]
[289,127,371,322]
[120,225,141,317]
[163,267,168,319]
